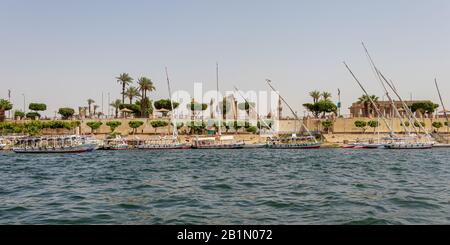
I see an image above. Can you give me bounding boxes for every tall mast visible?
[234,86,275,138]
[343,62,394,136]
[435,79,449,137]
[216,62,222,136]
[378,72,432,140]
[165,67,178,139]
[265,79,317,143]
[362,42,411,135]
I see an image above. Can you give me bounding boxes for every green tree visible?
[367,120,379,132]
[400,121,410,127]
[14,111,25,120]
[58,108,75,120]
[309,91,321,103]
[410,101,439,118]
[86,121,103,134]
[24,121,43,136]
[234,120,244,133]
[303,100,337,118]
[119,104,141,116]
[322,92,332,101]
[414,121,426,128]
[26,112,41,120]
[358,95,379,117]
[0,99,13,122]
[28,103,46,119]
[321,120,334,133]
[432,121,443,132]
[238,101,255,115]
[154,99,180,116]
[354,120,367,133]
[137,77,155,118]
[188,121,207,134]
[124,86,140,104]
[246,126,258,134]
[128,120,144,134]
[87,99,95,117]
[110,99,122,118]
[150,120,169,133]
[106,121,122,133]
[116,73,134,104]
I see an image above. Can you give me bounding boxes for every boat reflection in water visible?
[12,135,98,153]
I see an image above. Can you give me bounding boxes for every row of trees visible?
[84,120,271,135]
[0,121,80,136]
[353,120,449,133]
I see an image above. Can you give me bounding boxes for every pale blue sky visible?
[1,0,449,116]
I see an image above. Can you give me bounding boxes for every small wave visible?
[342,217,397,225]
[117,203,144,209]
[4,206,29,212]
[201,184,232,191]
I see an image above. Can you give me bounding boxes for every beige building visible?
[349,100,429,118]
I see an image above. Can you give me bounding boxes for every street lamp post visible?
[22,93,26,113]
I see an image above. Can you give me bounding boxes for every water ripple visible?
[0,148,449,224]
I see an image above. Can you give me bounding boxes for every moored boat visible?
[12,135,97,154]
[192,135,244,149]
[103,136,129,150]
[267,135,321,149]
[137,136,190,150]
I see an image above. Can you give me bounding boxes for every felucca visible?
[191,63,244,149]
[137,67,190,150]
[265,79,321,149]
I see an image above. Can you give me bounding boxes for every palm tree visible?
[116,73,134,104]
[137,77,156,117]
[309,91,321,103]
[125,86,140,104]
[358,95,379,117]
[322,92,332,101]
[110,99,122,118]
[93,105,100,117]
[87,99,95,117]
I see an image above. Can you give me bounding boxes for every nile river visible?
[0,149,449,224]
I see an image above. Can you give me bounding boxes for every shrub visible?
[29,103,47,112]
[129,120,144,134]
[86,121,103,133]
[58,108,75,119]
[14,111,25,119]
[354,120,367,132]
[246,126,258,134]
[106,121,121,132]
[26,112,41,120]
[321,120,334,133]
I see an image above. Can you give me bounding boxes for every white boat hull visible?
[384,143,433,149]
[13,143,97,154]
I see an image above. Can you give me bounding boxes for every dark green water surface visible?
[0,149,449,224]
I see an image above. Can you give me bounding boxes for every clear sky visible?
[1,0,449,117]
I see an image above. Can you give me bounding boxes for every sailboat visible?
[430,78,450,148]
[192,63,244,149]
[265,79,321,149]
[137,68,190,150]
[234,86,270,148]
[344,43,434,149]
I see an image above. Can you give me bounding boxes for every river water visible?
[0,149,449,224]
